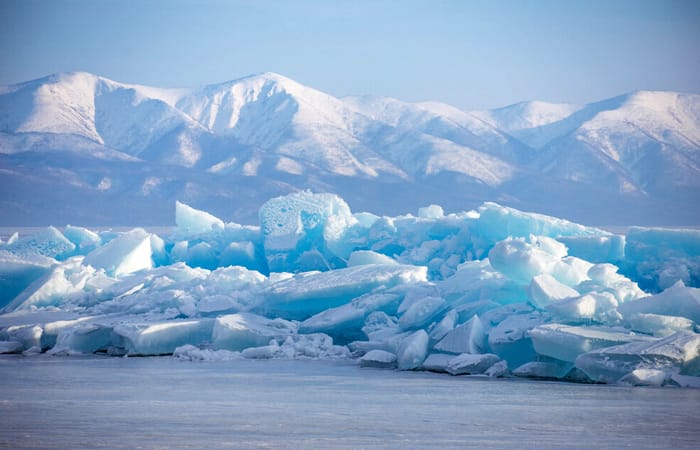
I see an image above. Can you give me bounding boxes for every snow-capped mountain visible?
[535,91,700,194]
[0,72,698,226]
[472,100,584,149]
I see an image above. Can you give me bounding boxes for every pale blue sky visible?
[1,0,698,109]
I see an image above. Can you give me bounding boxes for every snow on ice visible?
[1,191,699,387]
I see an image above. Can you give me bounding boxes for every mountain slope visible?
[533,91,700,194]
[0,72,209,168]
[471,100,584,149]
[175,73,399,178]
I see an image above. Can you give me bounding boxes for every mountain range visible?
[1,71,698,226]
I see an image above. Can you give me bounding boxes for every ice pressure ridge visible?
[1,192,699,387]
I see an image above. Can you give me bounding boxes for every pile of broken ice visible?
[1,192,699,387]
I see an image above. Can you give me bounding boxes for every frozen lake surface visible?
[1,357,698,449]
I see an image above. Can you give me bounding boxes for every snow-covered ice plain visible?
[1,356,699,449]
[1,191,699,390]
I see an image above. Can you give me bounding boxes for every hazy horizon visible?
[1,0,698,109]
